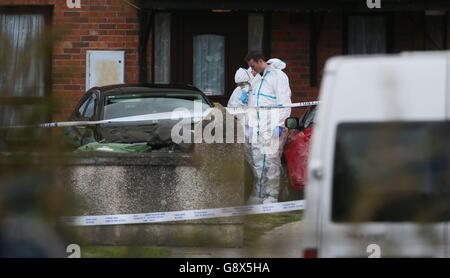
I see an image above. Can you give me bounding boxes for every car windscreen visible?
[332,122,450,222]
[103,92,211,120]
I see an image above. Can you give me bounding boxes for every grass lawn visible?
[82,246,171,258]
[81,211,302,257]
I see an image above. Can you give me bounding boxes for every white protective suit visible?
[267,58,286,70]
[228,68,261,141]
[246,61,292,204]
[227,68,254,108]
[227,59,285,108]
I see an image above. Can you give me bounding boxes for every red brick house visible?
[0,0,449,122]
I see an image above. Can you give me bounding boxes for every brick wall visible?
[271,12,342,117]
[0,0,140,120]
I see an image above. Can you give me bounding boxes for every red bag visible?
[283,127,313,191]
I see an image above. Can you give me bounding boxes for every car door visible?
[63,92,98,148]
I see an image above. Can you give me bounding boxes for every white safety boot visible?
[262,196,278,204]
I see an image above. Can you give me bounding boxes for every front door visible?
[171,12,248,106]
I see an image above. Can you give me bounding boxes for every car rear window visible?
[103,92,211,120]
[332,122,450,222]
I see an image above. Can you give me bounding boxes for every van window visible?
[332,122,450,222]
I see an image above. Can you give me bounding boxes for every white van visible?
[302,52,450,258]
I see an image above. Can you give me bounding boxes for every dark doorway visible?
[171,12,248,105]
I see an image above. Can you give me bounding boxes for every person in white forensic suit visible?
[227,68,255,108]
[228,58,286,109]
[244,51,292,204]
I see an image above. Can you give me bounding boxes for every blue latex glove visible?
[240,91,249,105]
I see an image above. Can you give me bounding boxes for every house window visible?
[347,16,387,55]
[193,34,225,96]
[0,9,49,126]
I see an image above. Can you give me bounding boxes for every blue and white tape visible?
[253,101,319,109]
[226,101,319,116]
[4,101,318,129]
[63,200,305,226]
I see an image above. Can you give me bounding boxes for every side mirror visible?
[285,117,299,130]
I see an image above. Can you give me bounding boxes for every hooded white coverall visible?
[227,59,285,108]
[267,58,286,71]
[228,68,253,108]
[246,63,292,204]
[227,68,260,108]
[228,68,261,141]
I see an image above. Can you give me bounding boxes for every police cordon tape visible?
[62,200,305,226]
[2,101,319,129]
[249,101,319,109]
[225,101,319,116]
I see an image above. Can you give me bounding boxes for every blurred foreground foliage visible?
[0,17,78,257]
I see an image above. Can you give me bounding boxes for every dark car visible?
[279,105,317,201]
[63,83,214,152]
[59,84,250,246]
